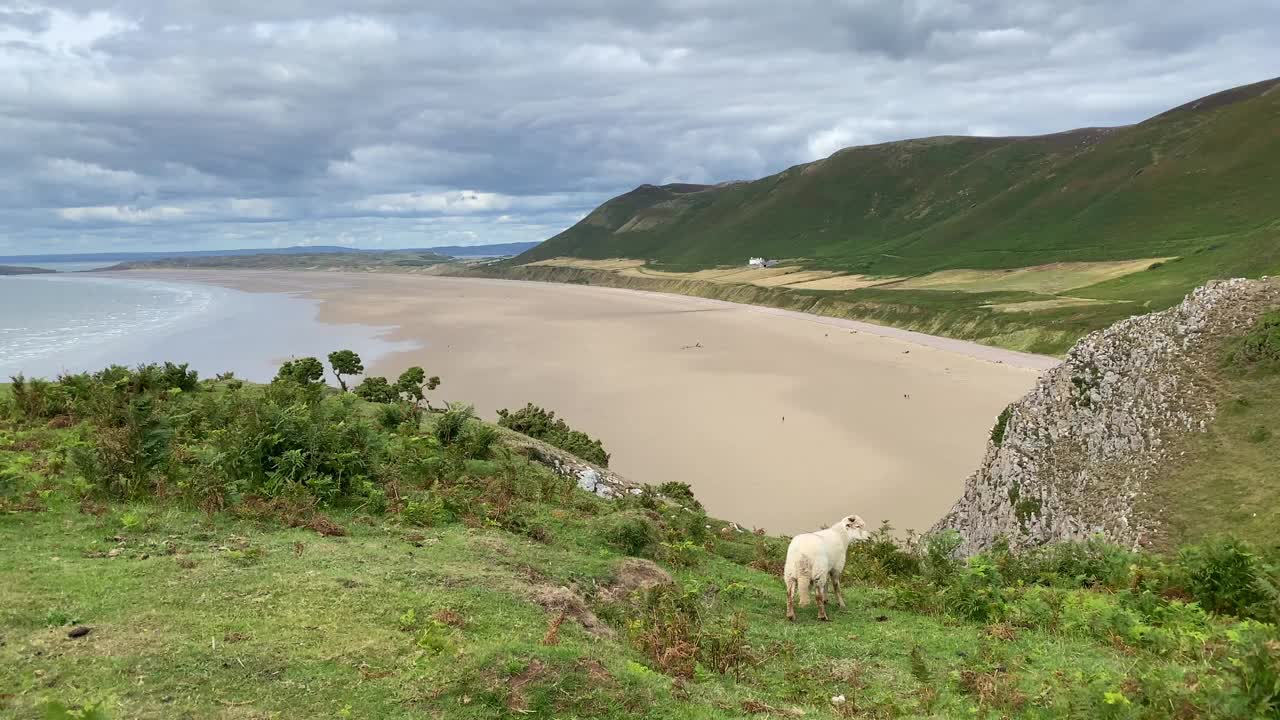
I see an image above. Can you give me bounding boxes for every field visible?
[3,363,1280,719]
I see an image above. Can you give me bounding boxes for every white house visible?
[748,257,778,268]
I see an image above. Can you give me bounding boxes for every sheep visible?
[784,515,869,621]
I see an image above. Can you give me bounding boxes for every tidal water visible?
[0,274,415,382]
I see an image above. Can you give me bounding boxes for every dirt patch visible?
[505,659,547,713]
[530,586,614,639]
[432,609,467,628]
[232,497,348,537]
[599,558,673,603]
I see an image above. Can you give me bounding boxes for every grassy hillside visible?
[1144,307,1280,545]
[3,363,1280,718]
[506,77,1280,355]
[520,77,1279,275]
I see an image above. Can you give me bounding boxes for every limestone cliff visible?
[933,278,1280,554]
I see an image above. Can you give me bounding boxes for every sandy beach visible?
[122,270,1053,534]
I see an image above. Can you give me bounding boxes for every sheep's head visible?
[836,515,870,542]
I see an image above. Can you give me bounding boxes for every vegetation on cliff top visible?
[3,359,1280,718]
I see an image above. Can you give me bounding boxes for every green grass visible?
[2,412,1277,718]
[1144,324,1280,545]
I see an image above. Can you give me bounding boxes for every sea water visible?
[0,274,416,381]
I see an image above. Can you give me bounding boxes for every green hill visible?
[505,77,1280,355]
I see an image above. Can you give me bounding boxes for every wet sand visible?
[126,270,1053,534]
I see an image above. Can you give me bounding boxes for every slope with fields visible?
[502,77,1280,355]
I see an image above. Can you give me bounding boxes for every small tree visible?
[327,350,364,392]
[276,357,325,386]
[395,367,441,408]
[353,376,398,403]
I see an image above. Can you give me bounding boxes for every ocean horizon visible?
[0,274,417,382]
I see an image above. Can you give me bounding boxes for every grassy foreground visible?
[2,366,1279,719]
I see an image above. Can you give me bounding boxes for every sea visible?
[0,273,417,382]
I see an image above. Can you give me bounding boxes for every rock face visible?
[933,278,1279,554]
[499,428,634,498]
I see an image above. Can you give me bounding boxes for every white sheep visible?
[784,515,869,621]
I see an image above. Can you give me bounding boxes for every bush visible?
[460,423,500,461]
[1218,627,1280,717]
[847,521,921,583]
[1224,310,1280,370]
[353,376,398,404]
[402,493,451,527]
[627,585,753,679]
[990,404,1014,447]
[656,481,703,511]
[942,554,1008,622]
[434,403,475,445]
[1177,536,1273,620]
[497,403,610,467]
[1022,536,1136,590]
[186,389,386,506]
[597,511,662,558]
[70,397,174,498]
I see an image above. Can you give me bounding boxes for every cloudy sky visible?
[1,2,1275,255]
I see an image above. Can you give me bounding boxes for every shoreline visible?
[99,269,1049,533]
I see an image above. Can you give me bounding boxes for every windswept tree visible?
[396,367,441,407]
[353,376,398,404]
[327,350,364,392]
[276,357,325,386]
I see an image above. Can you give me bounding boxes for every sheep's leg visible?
[816,583,829,622]
[785,578,796,622]
[831,571,847,609]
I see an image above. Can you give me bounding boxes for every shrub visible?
[275,357,325,386]
[353,376,398,404]
[460,423,500,461]
[660,540,701,568]
[1224,310,1280,370]
[847,521,921,583]
[942,555,1008,622]
[402,493,451,527]
[990,404,1014,447]
[597,511,662,558]
[70,397,174,498]
[656,481,702,511]
[186,390,385,506]
[627,585,752,679]
[434,403,475,445]
[1178,536,1272,619]
[376,403,409,430]
[497,403,610,467]
[1218,627,1280,717]
[921,530,962,585]
[1021,536,1136,589]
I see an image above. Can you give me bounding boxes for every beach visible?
[117,270,1052,534]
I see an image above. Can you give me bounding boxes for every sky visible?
[1,2,1276,255]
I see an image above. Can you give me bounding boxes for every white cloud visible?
[58,205,188,223]
[352,190,513,214]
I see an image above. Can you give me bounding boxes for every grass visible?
[3,374,1280,719]
[2,495,1271,719]
[1144,318,1280,545]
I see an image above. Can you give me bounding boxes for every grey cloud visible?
[0,1,1275,253]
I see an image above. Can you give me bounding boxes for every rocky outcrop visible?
[498,427,636,498]
[933,278,1280,554]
